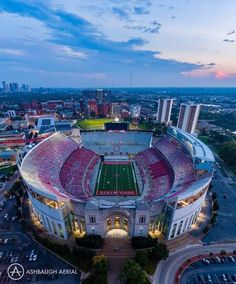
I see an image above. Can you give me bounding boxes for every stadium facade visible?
[17,127,215,241]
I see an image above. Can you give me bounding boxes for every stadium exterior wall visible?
[28,191,70,239]
[167,190,207,239]
[22,178,212,241]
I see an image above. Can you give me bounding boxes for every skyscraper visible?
[88,99,98,116]
[10,82,19,92]
[2,81,10,93]
[177,103,201,134]
[156,99,173,124]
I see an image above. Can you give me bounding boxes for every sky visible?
[0,0,236,88]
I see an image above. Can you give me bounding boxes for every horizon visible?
[7,86,236,90]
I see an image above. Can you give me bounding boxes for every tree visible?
[119,260,148,284]
[131,236,157,249]
[150,243,169,261]
[76,234,104,249]
[218,142,236,168]
[203,225,210,234]
[92,255,108,274]
[135,251,148,269]
[220,250,226,255]
[212,192,217,200]
[201,128,207,136]
[213,200,219,211]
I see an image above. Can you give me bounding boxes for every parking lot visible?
[181,255,236,284]
[0,177,81,283]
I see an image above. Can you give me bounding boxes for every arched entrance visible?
[105,214,130,238]
[106,228,128,238]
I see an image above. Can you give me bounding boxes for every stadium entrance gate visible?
[105,214,130,238]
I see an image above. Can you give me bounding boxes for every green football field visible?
[77,118,113,130]
[95,162,139,196]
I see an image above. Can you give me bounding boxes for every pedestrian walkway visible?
[102,237,135,284]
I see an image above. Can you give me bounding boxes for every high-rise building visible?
[111,103,121,117]
[21,84,31,92]
[156,99,173,124]
[96,89,104,102]
[130,105,141,118]
[82,89,111,101]
[177,103,201,134]
[9,83,19,92]
[98,103,110,117]
[88,100,98,116]
[2,81,10,93]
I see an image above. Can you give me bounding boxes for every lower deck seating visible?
[153,137,195,189]
[60,148,99,199]
[134,148,172,200]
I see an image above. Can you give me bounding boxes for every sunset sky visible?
[0,0,236,87]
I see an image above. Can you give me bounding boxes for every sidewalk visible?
[102,237,135,284]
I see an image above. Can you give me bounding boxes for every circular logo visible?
[7,263,24,281]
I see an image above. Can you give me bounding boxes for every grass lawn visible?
[95,162,139,196]
[128,122,152,131]
[77,118,154,131]
[198,135,211,145]
[0,165,17,175]
[138,122,152,131]
[77,118,113,130]
[144,259,157,275]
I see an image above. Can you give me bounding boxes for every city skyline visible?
[0,0,236,87]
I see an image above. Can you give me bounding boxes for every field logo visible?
[7,263,24,281]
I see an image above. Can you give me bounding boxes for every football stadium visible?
[17,124,215,241]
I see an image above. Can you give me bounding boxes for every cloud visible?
[0,0,221,87]
[158,4,175,10]
[227,30,235,35]
[182,69,236,79]
[126,21,162,34]
[203,62,216,69]
[214,70,234,79]
[111,7,129,20]
[126,38,148,46]
[56,46,87,59]
[133,6,150,15]
[223,39,235,43]
[0,48,24,56]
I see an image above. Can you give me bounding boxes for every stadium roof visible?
[169,127,215,162]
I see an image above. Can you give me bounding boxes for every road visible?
[153,243,236,284]
[203,161,236,243]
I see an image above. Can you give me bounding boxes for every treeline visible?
[218,142,236,173]
[200,111,236,131]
